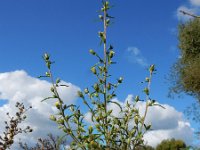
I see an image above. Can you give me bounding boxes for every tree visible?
[135,145,155,150]
[169,17,200,100]
[156,138,186,150]
[19,133,67,150]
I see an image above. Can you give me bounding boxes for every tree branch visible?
[180,10,200,18]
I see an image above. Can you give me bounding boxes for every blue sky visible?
[0,0,199,148]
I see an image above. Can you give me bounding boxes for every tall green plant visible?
[41,1,159,149]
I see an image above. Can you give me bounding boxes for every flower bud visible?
[89,49,96,55]
[99,15,103,20]
[50,115,56,121]
[50,87,54,92]
[109,50,115,58]
[77,91,84,98]
[149,64,155,73]
[135,96,140,102]
[56,78,61,84]
[143,87,149,95]
[55,101,61,109]
[45,72,50,77]
[84,88,89,94]
[57,119,64,125]
[107,83,111,90]
[145,77,150,82]
[134,116,138,124]
[91,67,97,74]
[93,83,99,91]
[118,77,123,83]
[44,53,49,60]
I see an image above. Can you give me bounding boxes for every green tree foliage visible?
[40,1,160,149]
[135,145,155,150]
[169,18,200,100]
[156,138,186,150]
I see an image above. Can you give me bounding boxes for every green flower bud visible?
[57,119,64,125]
[50,87,54,92]
[99,15,103,20]
[105,1,109,6]
[106,19,110,26]
[107,83,111,90]
[145,77,150,82]
[63,128,71,133]
[90,141,98,148]
[45,72,50,77]
[55,101,61,109]
[44,53,49,60]
[91,67,97,74]
[135,96,140,102]
[93,83,99,91]
[149,64,155,73]
[95,116,100,122]
[94,93,99,97]
[143,87,149,95]
[134,116,138,124]
[50,115,56,121]
[89,49,96,55]
[109,50,115,58]
[118,77,123,83]
[98,31,104,37]
[77,91,84,98]
[56,78,61,84]
[84,88,89,94]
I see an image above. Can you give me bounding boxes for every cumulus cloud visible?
[190,0,200,6]
[0,70,80,149]
[85,95,194,147]
[126,47,148,67]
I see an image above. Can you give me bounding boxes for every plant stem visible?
[103,5,109,146]
[140,71,153,132]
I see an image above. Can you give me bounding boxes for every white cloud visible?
[126,47,148,67]
[85,95,194,147]
[0,70,80,149]
[144,121,193,147]
[190,0,200,6]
